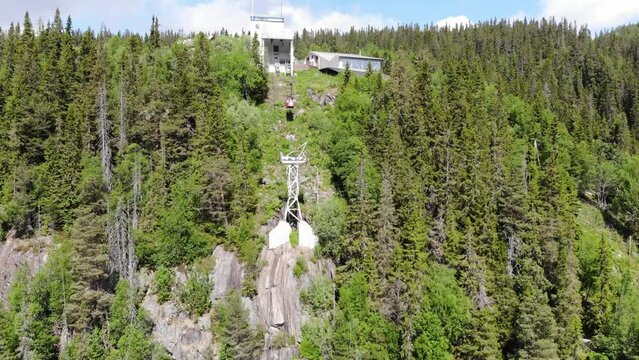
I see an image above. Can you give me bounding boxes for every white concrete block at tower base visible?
[268,220,292,249]
[298,221,318,249]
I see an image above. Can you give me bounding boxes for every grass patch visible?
[293,256,307,278]
[576,202,639,292]
[294,69,340,98]
[290,228,299,247]
[576,202,637,266]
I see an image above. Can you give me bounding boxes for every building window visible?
[274,45,279,52]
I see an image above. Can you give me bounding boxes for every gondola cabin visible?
[285,96,295,108]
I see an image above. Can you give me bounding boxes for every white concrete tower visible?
[249,2,295,76]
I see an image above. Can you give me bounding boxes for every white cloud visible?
[160,0,252,34]
[0,0,150,31]
[279,5,395,31]
[435,15,471,28]
[0,0,396,34]
[163,1,396,34]
[540,0,639,31]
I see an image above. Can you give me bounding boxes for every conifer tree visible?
[513,263,560,360]
[589,235,615,336]
[148,16,160,50]
[213,291,262,360]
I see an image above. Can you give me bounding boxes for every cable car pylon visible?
[280,142,307,225]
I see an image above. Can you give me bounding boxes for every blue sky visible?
[1,0,638,35]
[304,0,538,25]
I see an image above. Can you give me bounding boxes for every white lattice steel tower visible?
[280,142,307,224]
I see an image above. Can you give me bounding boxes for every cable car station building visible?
[249,15,294,76]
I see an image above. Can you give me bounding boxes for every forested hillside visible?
[1,9,639,359]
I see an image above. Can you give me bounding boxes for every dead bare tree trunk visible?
[131,157,141,230]
[315,166,320,204]
[533,139,540,168]
[108,197,138,323]
[522,147,528,194]
[59,268,69,352]
[118,76,127,154]
[127,226,137,323]
[476,268,491,309]
[98,83,113,191]
[430,211,445,261]
[466,233,492,309]
[506,233,517,277]
[18,291,32,360]
[127,163,140,322]
[108,199,127,276]
[377,168,398,280]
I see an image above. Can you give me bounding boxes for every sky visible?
[1,0,639,35]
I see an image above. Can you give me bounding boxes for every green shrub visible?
[107,324,153,360]
[309,198,346,247]
[290,228,299,247]
[293,257,307,278]
[239,236,262,269]
[242,275,258,298]
[155,267,174,304]
[424,264,471,343]
[180,274,211,316]
[300,276,333,314]
[193,256,216,275]
[157,178,212,266]
[300,318,333,360]
[270,331,294,348]
[227,216,263,268]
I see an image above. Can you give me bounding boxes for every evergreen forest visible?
[1,9,639,360]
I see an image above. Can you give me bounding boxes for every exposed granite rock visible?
[142,293,212,360]
[137,242,335,360]
[253,243,335,360]
[139,246,246,360]
[259,209,284,237]
[211,246,243,300]
[261,347,299,360]
[306,89,336,106]
[0,231,51,306]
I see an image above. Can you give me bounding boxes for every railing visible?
[250,15,284,23]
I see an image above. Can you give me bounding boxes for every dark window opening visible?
[274,45,280,52]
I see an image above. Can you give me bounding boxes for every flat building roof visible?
[308,51,383,61]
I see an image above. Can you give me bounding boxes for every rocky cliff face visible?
[0,229,333,359]
[254,243,334,342]
[0,231,51,305]
[142,290,213,360]
[140,243,334,360]
[211,246,244,301]
[253,243,334,359]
